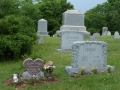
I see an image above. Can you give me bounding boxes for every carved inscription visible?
[23,58,44,75]
[78,47,103,66]
[85,48,95,52]
[67,36,78,44]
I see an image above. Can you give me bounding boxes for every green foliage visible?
[87,28,99,35]
[85,3,108,34]
[0,0,20,18]
[0,15,38,61]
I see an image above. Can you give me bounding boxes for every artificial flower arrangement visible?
[81,67,86,75]
[91,67,98,74]
[44,61,56,80]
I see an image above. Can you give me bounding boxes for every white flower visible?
[53,66,55,68]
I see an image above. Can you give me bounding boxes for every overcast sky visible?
[67,0,107,13]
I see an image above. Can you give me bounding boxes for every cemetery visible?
[1,0,120,89]
[2,36,119,89]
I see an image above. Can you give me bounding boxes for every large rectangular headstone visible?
[57,31,84,52]
[60,10,89,34]
[65,41,114,76]
[62,10,84,26]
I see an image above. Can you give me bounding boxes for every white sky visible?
[67,0,107,13]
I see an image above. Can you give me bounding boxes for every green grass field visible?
[1,36,120,90]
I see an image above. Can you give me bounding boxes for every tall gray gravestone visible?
[65,41,114,76]
[102,27,108,36]
[60,10,87,32]
[57,10,90,52]
[37,19,49,37]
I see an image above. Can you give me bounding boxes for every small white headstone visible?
[89,36,98,41]
[102,27,108,36]
[114,31,120,38]
[93,33,100,37]
[107,31,111,36]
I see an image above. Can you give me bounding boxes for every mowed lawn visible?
[0,36,120,90]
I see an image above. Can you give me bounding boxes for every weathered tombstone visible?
[107,31,111,36]
[65,41,114,76]
[89,36,98,41]
[37,36,44,44]
[37,19,49,36]
[60,10,89,34]
[57,10,90,52]
[114,31,120,38]
[102,27,108,36]
[93,33,100,37]
[57,31,84,52]
[22,58,44,79]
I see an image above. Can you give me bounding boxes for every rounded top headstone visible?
[39,19,47,22]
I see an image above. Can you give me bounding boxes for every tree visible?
[85,3,108,34]
[108,0,120,33]
[0,0,20,18]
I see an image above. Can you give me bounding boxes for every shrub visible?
[0,15,38,61]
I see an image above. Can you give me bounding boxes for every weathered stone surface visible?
[23,58,44,75]
[65,41,114,76]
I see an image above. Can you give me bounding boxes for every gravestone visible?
[37,36,44,44]
[102,27,108,36]
[107,31,111,36]
[57,10,90,52]
[37,19,49,36]
[65,41,114,76]
[60,10,89,35]
[89,36,98,41]
[57,31,84,52]
[22,58,44,79]
[93,33,100,37]
[114,31,120,38]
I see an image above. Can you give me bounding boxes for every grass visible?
[1,36,120,90]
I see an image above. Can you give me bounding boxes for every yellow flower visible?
[81,67,86,71]
[48,61,53,65]
[92,67,95,70]
[95,67,98,69]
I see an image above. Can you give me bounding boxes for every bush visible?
[87,28,100,35]
[0,15,38,61]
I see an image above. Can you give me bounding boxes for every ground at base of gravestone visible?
[4,76,59,89]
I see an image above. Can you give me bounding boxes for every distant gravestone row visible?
[102,27,111,36]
